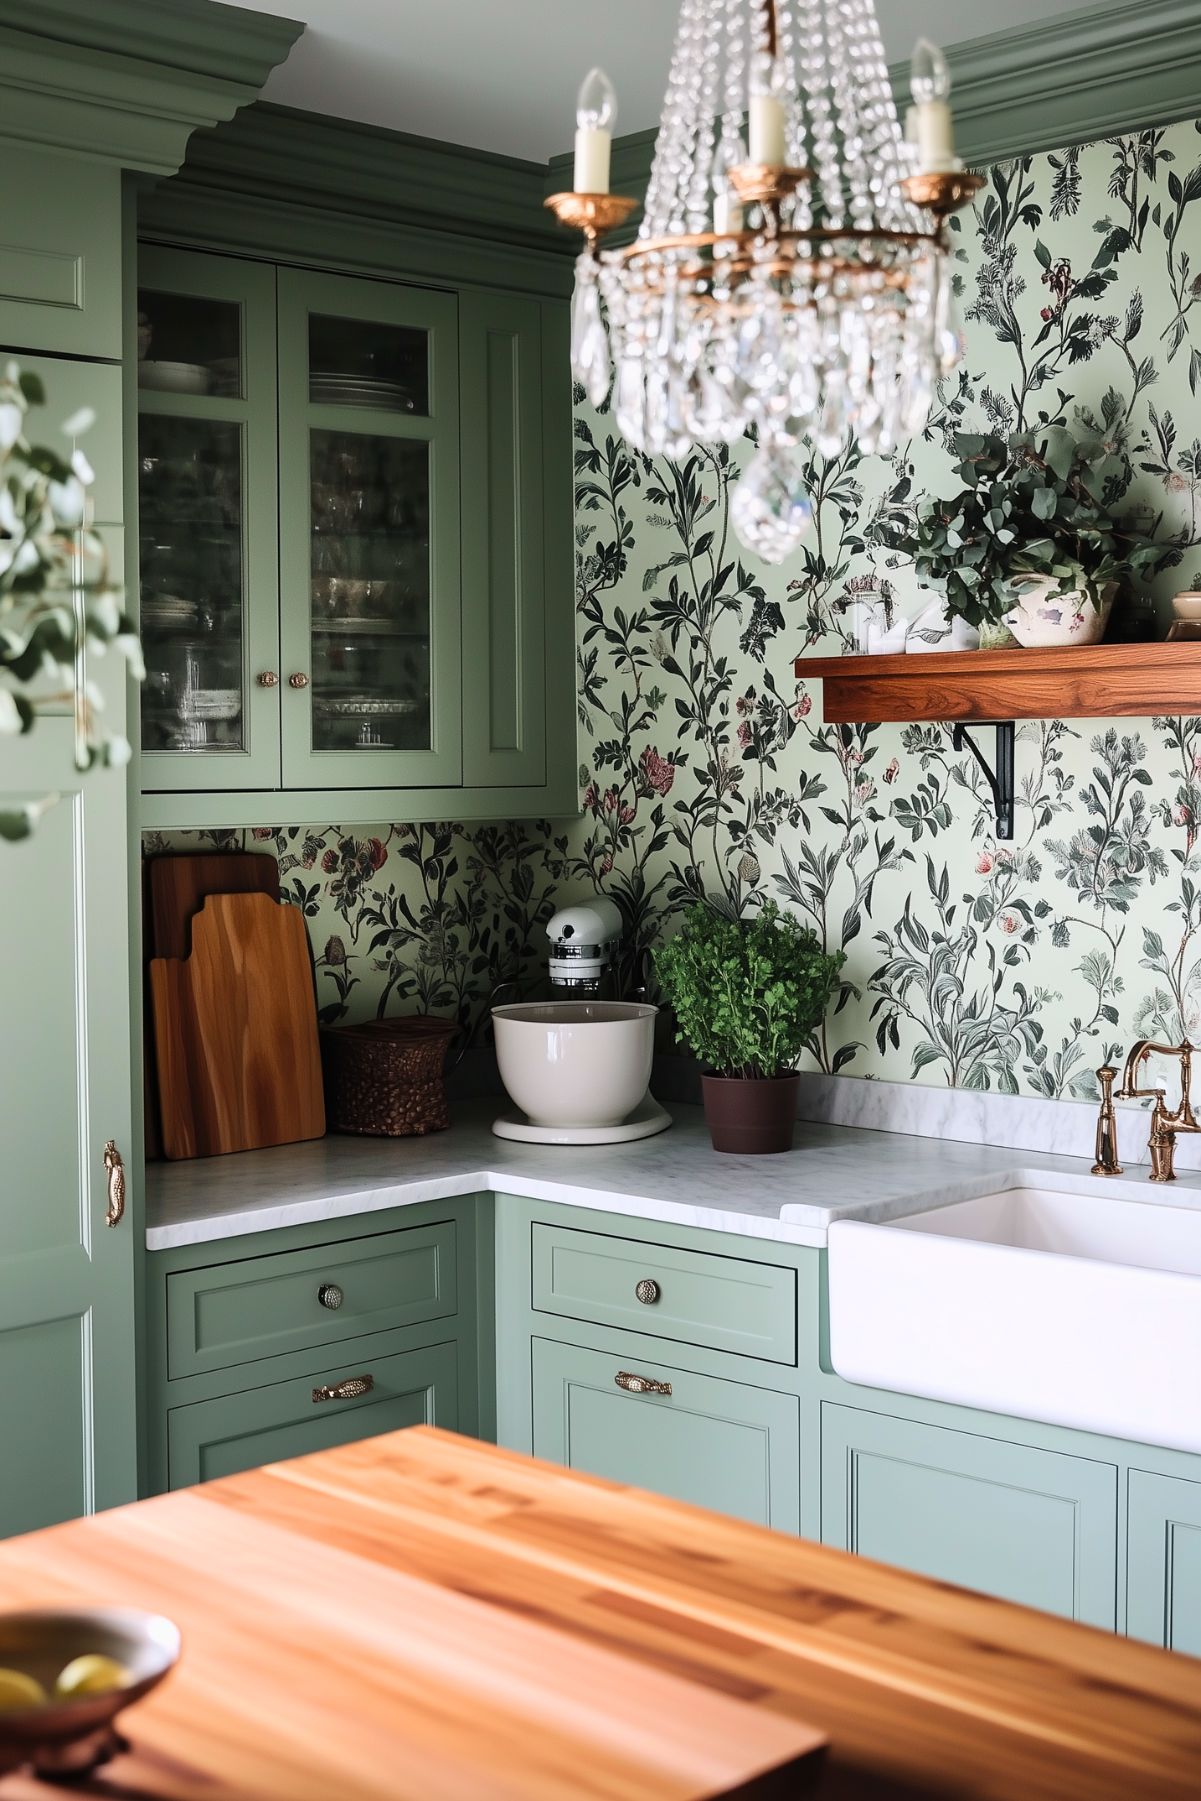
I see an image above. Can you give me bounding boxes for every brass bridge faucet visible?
[1096,1040,1201,1182]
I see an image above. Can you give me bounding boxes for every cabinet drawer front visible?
[531,1224,795,1365]
[167,1223,457,1379]
[532,1338,800,1530]
[822,1403,1117,1628]
[167,1341,457,1488]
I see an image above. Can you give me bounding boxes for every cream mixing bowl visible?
[492,1000,657,1128]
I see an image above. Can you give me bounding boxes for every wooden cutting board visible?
[143,852,282,1160]
[147,850,280,960]
[150,892,324,1160]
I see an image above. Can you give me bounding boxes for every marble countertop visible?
[144,1098,1201,1252]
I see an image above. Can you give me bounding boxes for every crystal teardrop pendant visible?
[730,444,814,565]
[570,258,610,407]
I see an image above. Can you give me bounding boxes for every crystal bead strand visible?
[798,0,843,229]
[826,0,874,232]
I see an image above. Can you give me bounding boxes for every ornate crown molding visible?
[0,0,302,177]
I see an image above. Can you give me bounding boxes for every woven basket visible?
[320,1016,457,1137]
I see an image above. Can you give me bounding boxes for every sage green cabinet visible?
[135,245,573,824]
[531,1222,797,1365]
[137,248,280,790]
[821,1403,1118,1628]
[166,1220,458,1379]
[167,1338,458,1486]
[0,147,123,358]
[531,1337,801,1530]
[277,265,461,790]
[1127,1470,1201,1655]
[0,714,137,1537]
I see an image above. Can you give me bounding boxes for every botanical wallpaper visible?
[551,118,1201,1100]
[142,822,556,1037]
[151,118,1201,1101]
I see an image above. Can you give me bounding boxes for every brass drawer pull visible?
[312,1374,374,1404]
[635,1278,660,1305]
[615,1370,672,1396]
[103,1140,125,1228]
[318,1282,344,1310]
[256,670,279,687]
[288,672,310,689]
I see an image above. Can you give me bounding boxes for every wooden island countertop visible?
[1,1427,1200,1800]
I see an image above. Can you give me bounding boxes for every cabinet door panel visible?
[822,1403,1117,1627]
[277,268,461,790]
[137,248,281,792]
[0,149,122,358]
[460,291,544,787]
[0,715,136,1536]
[532,1338,800,1530]
[1128,1470,1201,1655]
[167,1341,458,1487]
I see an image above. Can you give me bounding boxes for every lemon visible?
[54,1654,131,1699]
[0,1667,47,1710]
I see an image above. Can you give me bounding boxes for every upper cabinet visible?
[136,245,574,825]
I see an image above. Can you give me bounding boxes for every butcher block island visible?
[1,1432,1200,1801]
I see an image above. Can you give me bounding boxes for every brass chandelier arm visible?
[616,223,942,264]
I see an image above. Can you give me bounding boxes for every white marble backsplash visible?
[648,1058,1201,1173]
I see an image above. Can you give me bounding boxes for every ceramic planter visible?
[700,1072,800,1155]
[1004,577,1116,648]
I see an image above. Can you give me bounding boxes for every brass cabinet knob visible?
[615,1370,672,1396]
[103,1140,125,1228]
[288,672,310,689]
[257,670,279,687]
[318,1282,344,1310]
[635,1278,660,1305]
[312,1374,373,1404]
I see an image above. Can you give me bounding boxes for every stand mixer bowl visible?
[492,1000,657,1128]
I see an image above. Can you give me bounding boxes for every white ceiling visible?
[217,0,1101,164]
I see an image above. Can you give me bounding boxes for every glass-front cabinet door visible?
[276,269,461,789]
[136,249,281,791]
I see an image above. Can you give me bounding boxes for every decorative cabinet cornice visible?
[0,0,302,177]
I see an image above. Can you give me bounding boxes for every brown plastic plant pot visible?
[700,1071,801,1155]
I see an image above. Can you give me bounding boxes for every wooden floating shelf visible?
[794,641,1201,725]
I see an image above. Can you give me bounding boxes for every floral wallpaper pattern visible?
[142,822,556,1036]
[549,119,1201,1100]
[150,119,1201,1101]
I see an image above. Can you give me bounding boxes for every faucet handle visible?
[1092,1065,1122,1176]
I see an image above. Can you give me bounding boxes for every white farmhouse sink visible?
[827,1181,1201,1454]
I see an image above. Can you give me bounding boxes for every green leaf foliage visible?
[652,901,844,1078]
[877,423,1155,628]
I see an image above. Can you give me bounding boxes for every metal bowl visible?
[0,1608,180,1779]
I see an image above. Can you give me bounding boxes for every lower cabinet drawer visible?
[166,1222,457,1378]
[531,1223,796,1364]
[821,1403,1117,1628]
[1127,1470,1201,1654]
[166,1340,458,1488]
[531,1337,800,1530]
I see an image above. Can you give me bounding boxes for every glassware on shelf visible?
[306,426,432,753]
[138,413,246,754]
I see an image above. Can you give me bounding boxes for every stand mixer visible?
[491,896,671,1145]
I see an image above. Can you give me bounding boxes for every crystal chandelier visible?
[547,1,982,563]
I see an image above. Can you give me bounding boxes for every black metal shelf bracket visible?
[951,721,1016,840]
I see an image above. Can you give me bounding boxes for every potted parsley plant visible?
[653,902,844,1154]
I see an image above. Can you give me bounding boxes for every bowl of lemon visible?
[0,1609,180,1778]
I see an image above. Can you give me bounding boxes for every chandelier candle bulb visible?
[910,37,960,175]
[748,92,786,166]
[573,66,616,194]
